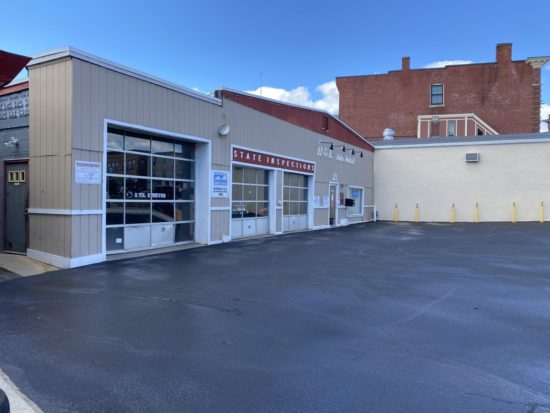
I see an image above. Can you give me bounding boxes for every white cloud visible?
[541,104,550,132]
[247,80,339,115]
[423,60,473,69]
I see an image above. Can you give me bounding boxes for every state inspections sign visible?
[211,170,229,198]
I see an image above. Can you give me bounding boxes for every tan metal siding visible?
[70,215,101,258]
[28,59,74,258]
[210,210,229,242]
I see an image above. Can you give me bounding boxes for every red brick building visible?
[337,44,549,139]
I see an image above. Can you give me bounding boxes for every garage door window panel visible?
[244,186,257,201]
[152,157,174,178]
[151,139,174,156]
[152,203,174,223]
[126,153,150,177]
[175,142,195,159]
[106,202,124,225]
[175,160,194,180]
[175,223,194,242]
[107,176,124,199]
[152,180,174,200]
[107,151,124,174]
[125,133,151,153]
[176,182,194,201]
[107,128,124,150]
[175,202,194,222]
[125,202,151,224]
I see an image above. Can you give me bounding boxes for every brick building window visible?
[430,84,444,106]
[447,121,456,137]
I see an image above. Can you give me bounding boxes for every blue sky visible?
[4,0,549,128]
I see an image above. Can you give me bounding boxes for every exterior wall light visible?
[218,114,230,136]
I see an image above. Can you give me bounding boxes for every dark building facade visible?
[0,80,30,252]
[337,44,549,139]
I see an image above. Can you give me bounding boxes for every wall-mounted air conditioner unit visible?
[465,153,480,163]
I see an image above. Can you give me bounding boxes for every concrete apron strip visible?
[0,254,57,277]
[0,369,43,413]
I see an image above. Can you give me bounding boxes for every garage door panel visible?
[124,226,151,249]
[232,166,270,239]
[283,172,309,233]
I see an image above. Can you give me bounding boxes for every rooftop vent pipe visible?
[383,128,395,141]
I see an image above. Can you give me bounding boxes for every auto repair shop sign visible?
[232,147,315,174]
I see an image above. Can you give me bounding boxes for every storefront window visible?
[348,187,363,216]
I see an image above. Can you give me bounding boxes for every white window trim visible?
[429,83,445,107]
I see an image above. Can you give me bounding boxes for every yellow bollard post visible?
[512,202,516,224]
[415,203,419,223]
[394,204,398,223]
[475,202,479,223]
[540,202,544,224]
[451,203,455,224]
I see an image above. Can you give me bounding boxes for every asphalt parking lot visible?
[1,222,550,413]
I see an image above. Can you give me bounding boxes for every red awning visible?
[0,50,31,88]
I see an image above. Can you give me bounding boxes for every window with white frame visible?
[430,84,444,106]
[447,120,456,137]
[348,187,363,216]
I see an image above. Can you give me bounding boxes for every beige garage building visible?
[25,47,374,268]
[374,134,550,223]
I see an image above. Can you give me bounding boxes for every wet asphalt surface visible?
[1,223,550,413]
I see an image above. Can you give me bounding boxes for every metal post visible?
[540,202,544,224]
[394,204,398,223]
[415,203,419,223]
[451,203,455,224]
[512,202,516,224]
[475,202,479,223]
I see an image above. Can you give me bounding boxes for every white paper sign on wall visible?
[212,170,229,198]
[313,196,320,208]
[75,161,101,184]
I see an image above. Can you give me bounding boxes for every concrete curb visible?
[0,369,43,413]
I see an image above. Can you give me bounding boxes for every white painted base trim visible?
[313,224,331,230]
[27,249,106,269]
[208,239,224,245]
